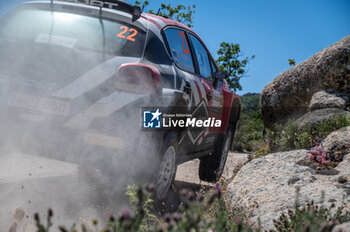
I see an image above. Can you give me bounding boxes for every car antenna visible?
[156,8,160,15]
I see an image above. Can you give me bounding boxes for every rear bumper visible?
[0,115,163,167]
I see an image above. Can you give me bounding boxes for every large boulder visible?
[226,149,350,230]
[309,89,349,111]
[295,108,350,130]
[261,35,350,129]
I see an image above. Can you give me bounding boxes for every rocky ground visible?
[225,127,350,230]
[230,35,350,230]
[227,150,350,230]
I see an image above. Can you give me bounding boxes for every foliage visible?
[267,114,350,152]
[254,144,270,158]
[288,58,296,66]
[273,190,350,232]
[33,209,53,232]
[233,93,265,153]
[34,184,252,232]
[125,184,158,231]
[157,185,249,232]
[135,1,196,27]
[33,184,350,232]
[216,43,255,91]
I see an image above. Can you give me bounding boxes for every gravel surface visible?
[0,150,248,231]
[0,151,248,186]
[0,152,77,184]
[176,152,248,184]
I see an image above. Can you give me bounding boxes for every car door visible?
[187,33,224,151]
[163,27,198,154]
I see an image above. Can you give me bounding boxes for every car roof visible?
[10,0,208,60]
[14,1,199,37]
[141,13,198,36]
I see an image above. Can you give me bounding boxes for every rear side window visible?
[189,34,212,79]
[164,28,194,73]
[0,9,146,57]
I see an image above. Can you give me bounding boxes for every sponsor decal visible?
[7,93,71,116]
[59,0,120,9]
[35,34,77,48]
[84,133,124,149]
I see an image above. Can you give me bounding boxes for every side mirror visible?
[214,70,227,80]
[213,70,227,89]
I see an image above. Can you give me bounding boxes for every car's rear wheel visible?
[155,135,177,201]
[198,123,235,182]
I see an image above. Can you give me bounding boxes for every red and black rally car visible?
[0,0,241,200]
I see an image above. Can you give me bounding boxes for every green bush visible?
[267,114,350,152]
[233,93,265,153]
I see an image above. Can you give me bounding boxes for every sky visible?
[0,0,349,95]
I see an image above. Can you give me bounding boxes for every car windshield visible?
[0,8,146,56]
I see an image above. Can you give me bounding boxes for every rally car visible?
[0,0,241,200]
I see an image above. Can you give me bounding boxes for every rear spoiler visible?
[53,0,142,21]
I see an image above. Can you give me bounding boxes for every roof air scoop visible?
[53,0,142,21]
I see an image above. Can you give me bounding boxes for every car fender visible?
[221,90,241,134]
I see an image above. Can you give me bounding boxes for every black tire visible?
[155,134,178,201]
[198,123,235,182]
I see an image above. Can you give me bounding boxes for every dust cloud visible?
[0,3,162,231]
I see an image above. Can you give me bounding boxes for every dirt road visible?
[0,151,248,230]
[0,151,248,188]
[0,151,248,185]
[176,152,248,184]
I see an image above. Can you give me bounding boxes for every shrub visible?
[273,190,350,232]
[233,93,265,153]
[32,185,350,232]
[33,184,251,232]
[267,114,350,152]
[254,144,270,159]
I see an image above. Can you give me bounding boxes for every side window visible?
[164,28,194,73]
[210,59,218,75]
[189,34,212,79]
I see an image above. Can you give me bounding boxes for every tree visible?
[288,58,296,67]
[135,1,196,27]
[216,42,254,91]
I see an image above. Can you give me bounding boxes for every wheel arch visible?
[229,96,241,126]
[228,95,241,150]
